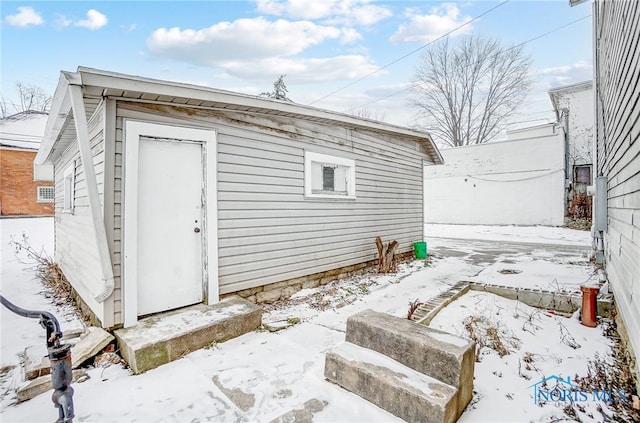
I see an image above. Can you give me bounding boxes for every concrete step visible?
[345,309,475,417]
[114,296,261,374]
[325,342,458,423]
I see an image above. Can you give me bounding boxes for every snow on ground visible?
[426,236,596,292]
[430,291,614,423]
[425,223,592,246]
[1,218,613,423]
[0,217,84,363]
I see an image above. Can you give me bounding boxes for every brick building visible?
[0,111,53,216]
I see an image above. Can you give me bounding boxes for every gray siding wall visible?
[595,0,640,363]
[54,99,107,323]
[115,102,429,300]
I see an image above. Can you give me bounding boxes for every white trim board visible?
[123,120,218,328]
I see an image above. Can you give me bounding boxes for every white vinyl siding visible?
[53,100,108,325]
[114,102,427,301]
[595,0,640,366]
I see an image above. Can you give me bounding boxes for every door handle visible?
[194,227,201,233]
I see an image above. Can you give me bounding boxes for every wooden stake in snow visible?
[375,237,398,273]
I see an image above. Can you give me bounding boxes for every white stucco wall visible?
[424,127,565,226]
[550,82,593,168]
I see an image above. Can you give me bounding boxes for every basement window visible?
[304,151,355,199]
[37,186,55,203]
[63,165,75,212]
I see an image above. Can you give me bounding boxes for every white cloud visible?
[389,3,472,44]
[121,23,137,32]
[147,16,379,83]
[148,17,348,62]
[75,9,108,30]
[55,14,72,28]
[221,55,382,81]
[5,6,44,27]
[534,61,593,89]
[340,27,362,44]
[254,0,391,26]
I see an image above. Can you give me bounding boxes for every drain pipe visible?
[0,295,74,422]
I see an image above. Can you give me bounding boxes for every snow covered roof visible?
[0,110,48,150]
[36,67,444,165]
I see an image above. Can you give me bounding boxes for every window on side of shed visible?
[63,164,75,212]
[304,151,355,199]
[37,186,55,203]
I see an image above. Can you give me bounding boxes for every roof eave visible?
[77,67,443,163]
[35,73,73,165]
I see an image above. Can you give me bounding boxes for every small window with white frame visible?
[37,186,55,203]
[63,165,75,212]
[304,151,355,199]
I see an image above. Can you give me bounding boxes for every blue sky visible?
[1,0,592,128]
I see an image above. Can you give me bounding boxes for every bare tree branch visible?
[0,82,52,118]
[409,34,532,147]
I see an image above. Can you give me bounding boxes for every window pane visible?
[322,166,335,191]
[37,186,54,202]
[575,166,591,184]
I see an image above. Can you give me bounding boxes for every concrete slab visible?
[71,326,114,368]
[325,342,458,423]
[212,374,255,412]
[16,369,86,403]
[269,398,327,423]
[114,296,261,374]
[345,309,475,417]
[23,327,113,381]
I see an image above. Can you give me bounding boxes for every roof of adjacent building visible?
[36,67,443,165]
[0,110,48,150]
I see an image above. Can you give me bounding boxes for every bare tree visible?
[410,34,532,147]
[346,106,386,122]
[260,74,292,102]
[1,82,52,118]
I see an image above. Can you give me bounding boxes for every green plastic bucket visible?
[414,241,427,259]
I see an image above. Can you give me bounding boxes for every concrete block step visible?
[345,309,474,417]
[114,296,261,374]
[325,342,458,423]
[412,282,470,325]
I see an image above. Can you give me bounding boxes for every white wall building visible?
[424,123,565,226]
[549,81,594,220]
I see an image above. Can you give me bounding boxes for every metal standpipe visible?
[0,295,75,423]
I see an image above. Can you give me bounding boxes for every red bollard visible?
[580,285,599,327]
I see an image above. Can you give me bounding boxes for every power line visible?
[308,0,512,106]
[354,14,592,110]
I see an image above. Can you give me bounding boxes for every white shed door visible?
[137,137,204,315]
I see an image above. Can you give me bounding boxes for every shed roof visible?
[36,67,443,165]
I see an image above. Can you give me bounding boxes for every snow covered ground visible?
[425,223,592,247]
[1,218,616,422]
